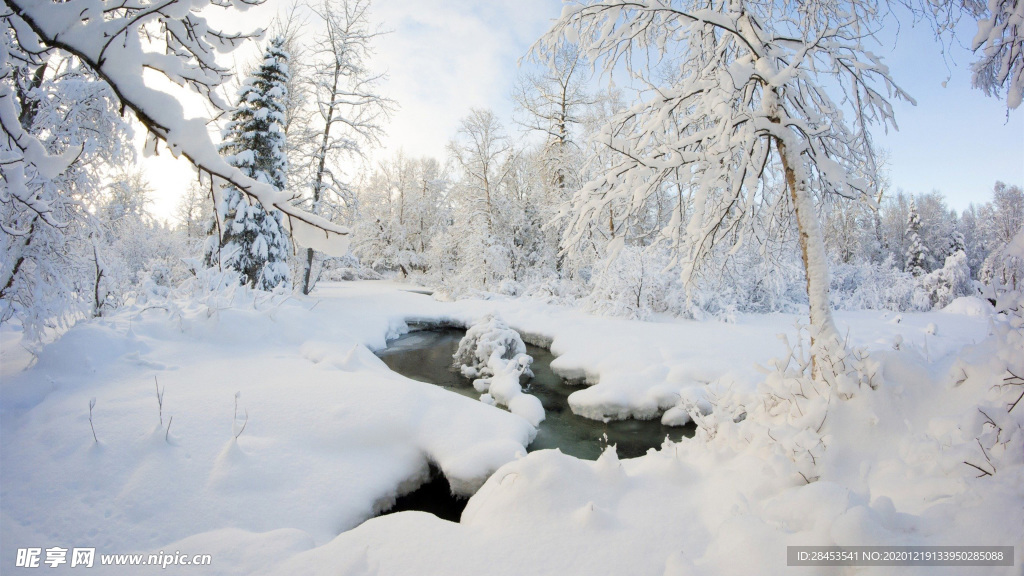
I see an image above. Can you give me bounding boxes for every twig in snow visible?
[1009,390,1024,413]
[154,376,164,427]
[89,397,98,443]
[165,416,173,443]
[234,409,248,440]
[963,461,994,478]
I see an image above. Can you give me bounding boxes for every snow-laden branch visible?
[3,0,351,255]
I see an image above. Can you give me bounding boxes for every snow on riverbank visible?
[0,283,536,572]
[1,282,1015,575]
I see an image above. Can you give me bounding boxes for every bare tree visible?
[537,0,911,374]
[297,0,396,294]
[514,44,592,193]
[270,4,318,196]
[176,182,214,239]
[448,109,518,236]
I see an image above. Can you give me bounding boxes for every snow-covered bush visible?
[520,277,587,307]
[667,323,879,484]
[584,245,680,320]
[917,250,974,309]
[830,257,923,312]
[453,314,544,426]
[453,314,533,379]
[313,254,383,283]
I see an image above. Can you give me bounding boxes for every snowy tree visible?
[919,250,973,309]
[958,203,988,277]
[926,0,1024,110]
[3,0,352,259]
[296,0,395,295]
[176,181,214,240]
[1,51,132,338]
[206,37,293,291]
[905,198,929,277]
[978,182,1024,297]
[514,45,594,277]
[915,191,959,269]
[354,153,448,276]
[514,44,591,198]
[989,181,1024,244]
[445,109,522,291]
[537,0,911,371]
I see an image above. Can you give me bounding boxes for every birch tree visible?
[297,0,395,294]
[537,0,911,372]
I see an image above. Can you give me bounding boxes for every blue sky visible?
[143,0,1023,218]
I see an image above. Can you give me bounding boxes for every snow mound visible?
[941,296,994,317]
[453,313,533,379]
[454,314,545,427]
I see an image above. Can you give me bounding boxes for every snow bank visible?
[260,300,1022,576]
[2,281,1010,575]
[0,284,535,570]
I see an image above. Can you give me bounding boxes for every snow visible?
[1,281,1018,575]
[0,283,535,570]
[941,296,994,317]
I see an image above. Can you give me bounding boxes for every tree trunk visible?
[775,136,839,374]
[302,247,315,295]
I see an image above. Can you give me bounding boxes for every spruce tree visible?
[905,198,929,277]
[205,37,292,290]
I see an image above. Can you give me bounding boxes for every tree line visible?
[2,0,1022,348]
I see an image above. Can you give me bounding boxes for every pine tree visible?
[905,198,929,277]
[205,37,292,291]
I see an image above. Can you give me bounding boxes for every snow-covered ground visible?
[1,281,1019,575]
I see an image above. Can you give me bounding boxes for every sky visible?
[141,0,1023,221]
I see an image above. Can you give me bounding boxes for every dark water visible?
[383,464,465,522]
[377,329,695,461]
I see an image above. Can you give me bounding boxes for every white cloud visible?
[366,0,562,160]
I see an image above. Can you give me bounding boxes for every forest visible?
[1,0,1022,574]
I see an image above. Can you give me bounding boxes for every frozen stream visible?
[377,328,694,461]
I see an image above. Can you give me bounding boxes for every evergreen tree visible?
[205,37,292,291]
[905,198,928,277]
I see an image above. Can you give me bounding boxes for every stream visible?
[373,328,695,522]
[378,328,694,460]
